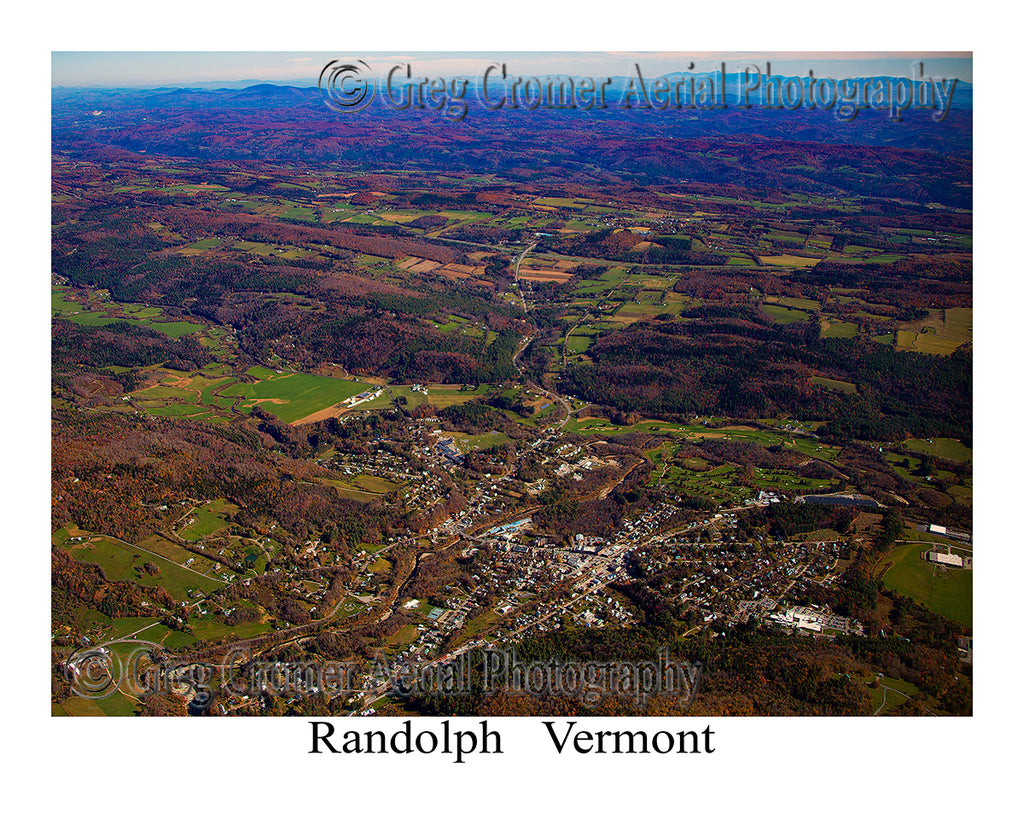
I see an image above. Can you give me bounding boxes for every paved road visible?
[511,331,573,430]
[512,242,536,313]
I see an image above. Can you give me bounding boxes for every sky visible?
[52,51,973,89]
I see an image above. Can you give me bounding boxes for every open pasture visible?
[71,536,224,603]
[880,542,972,626]
[221,371,372,423]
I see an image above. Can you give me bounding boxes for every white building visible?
[927,550,963,568]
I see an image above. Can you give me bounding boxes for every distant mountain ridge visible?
[51,74,973,112]
[52,76,973,115]
[51,76,972,182]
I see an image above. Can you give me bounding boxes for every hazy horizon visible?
[52,51,973,89]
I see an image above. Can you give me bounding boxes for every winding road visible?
[512,241,537,313]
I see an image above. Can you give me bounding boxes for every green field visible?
[760,254,818,267]
[566,333,594,354]
[347,382,487,412]
[185,237,223,250]
[434,315,471,333]
[535,196,588,208]
[222,371,372,423]
[146,321,206,339]
[245,365,277,379]
[53,288,204,338]
[947,483,973,505]
[71,536,224,602]
[369,557,393,574]
[322,480,382,502]
[460,609,502,640]
[417,384,493,408]
[614,302,676,322]
[881,542,972,626]
[336,597,367,617]
[144,404,209,418]
[811,375,858,394]
[323,474,401,500]
[562,416,842,465]
[90,615,163,642]
[453,431,512,452]
[280,204,316,221]
[868,674,925,715]
[177,503,232,541]
[352,474,400,493]
[942,307,973,339]
[904,437,972,463]
[186,614,272,642]
[762,304,809,324]
[777,296,820,311]
[55,690,140,717]
[133,384,197,402]
[895,308,971,356]
[78,615,181,649]
[821,320,859,339]
[896,330,963,355]
[385,623,421,649]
